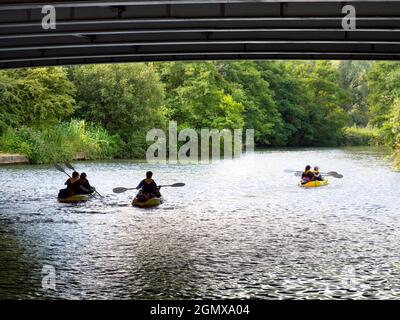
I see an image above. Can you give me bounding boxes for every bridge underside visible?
[1,0,400,68]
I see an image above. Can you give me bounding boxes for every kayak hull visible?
[58,193,93,203]
[299,179,329,188]
[132,197,163,208]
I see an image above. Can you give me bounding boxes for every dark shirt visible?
[137,179,158,194]
[65,178,74,188]
[77,178,94,194]
[65,178,81,194]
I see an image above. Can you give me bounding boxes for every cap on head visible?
[80,172,87,179]
[305,165,311,171]
[146,171,153,179]
[314,166,319,170]
[72,171,79,178]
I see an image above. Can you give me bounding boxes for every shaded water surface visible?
[1,147,400,299]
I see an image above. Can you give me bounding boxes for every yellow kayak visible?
[132,196,163,208]
[299,179,329,188]
[58,193,93,203]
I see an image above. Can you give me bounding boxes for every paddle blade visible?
[284,169,300,173]
[326,171,339,176]
[64,161,75,171]
[326,171,343,178]
[171,182,185,187]
[294,172,303,177]
[54,163,65,172]
[113,187,129,194]
[334,174,344,179]
[160,183,186,187]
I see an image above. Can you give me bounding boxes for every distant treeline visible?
[0,60,398,167]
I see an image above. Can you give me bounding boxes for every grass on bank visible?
[2,120,399,170]
[341,126,382,146]
[0,120,120,164]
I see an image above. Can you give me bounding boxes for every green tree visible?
[338,61,371,126]
[70,63,166,157]
[157,62,244,131]
[0,67,75,132]
[223,61,285,146]
[391,99,400,168]
[255,61,310,146]
[286,61,350,146]
[367,62,400,128]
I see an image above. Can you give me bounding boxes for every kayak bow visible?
[132,196,164,208]
[299,179,329,188]
[58,193,94,203]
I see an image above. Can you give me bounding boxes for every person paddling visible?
[76,172,95,195]
[58,171,80,198]
[136,171,161,202]
[301,165,315,184]
[313,166,323,181]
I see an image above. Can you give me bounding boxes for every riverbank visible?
[0,121,120,164]
[0,153,29,165]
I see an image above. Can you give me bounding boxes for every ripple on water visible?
[1,148,400,299]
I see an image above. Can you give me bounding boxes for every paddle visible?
[64,161,75,171]
[284,169,299,173]
[325,171,343,178]
[54,163,71,177]
[293,171,343,178]
[113,182,185,194]
[54,163,96,198]
[64,161,103,197]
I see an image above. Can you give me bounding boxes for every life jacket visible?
[302,170,314,181]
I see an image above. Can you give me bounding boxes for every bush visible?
[391,101,400,170]
[341,126,381,146]
[394,149,400,170]
[0,120,121,164]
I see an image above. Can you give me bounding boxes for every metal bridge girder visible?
[0,0,399,68]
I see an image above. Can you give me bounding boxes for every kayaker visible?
[136,171,161,202]
[301,165,315,184]
[76,172,95,194]
[58,171,80,198]
[313,166,323,181]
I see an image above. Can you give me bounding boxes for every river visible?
[1,147,400,299]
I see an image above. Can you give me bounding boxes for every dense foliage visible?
[0,60,399,167]
[69,64,166,158]
[0,67,75,132]
[367,62,400,167]
[158,60,350,147]
[338,61,371,127]
[0,120,120,164]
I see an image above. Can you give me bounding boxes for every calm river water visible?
[1,147,400,299]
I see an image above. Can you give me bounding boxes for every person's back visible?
[77,172,94,194]
[139,178,157,194]
[136,171,161,200]
[59,171,80,198]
